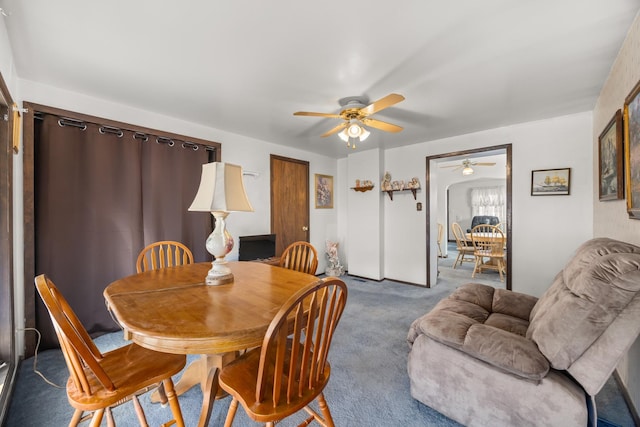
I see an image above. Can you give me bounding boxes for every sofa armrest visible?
[464,324,549,381]
[491,288,538,321]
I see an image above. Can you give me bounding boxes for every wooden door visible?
[270,155,309,256]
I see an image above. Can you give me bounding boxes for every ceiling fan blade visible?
[321,122,348,137]
[439,165,460,168]
[472,162,496,166]
[293,111,342,118]
[361,118,403,133]
[360,93,405,116]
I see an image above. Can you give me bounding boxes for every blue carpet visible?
[5,274,636,426]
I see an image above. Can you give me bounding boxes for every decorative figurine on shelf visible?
[407,177,421,189]
[381,172,392,191]
[325,240,345,276]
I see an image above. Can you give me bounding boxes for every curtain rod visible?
[35,111,218,152]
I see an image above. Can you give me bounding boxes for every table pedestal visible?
[152,352,238,427]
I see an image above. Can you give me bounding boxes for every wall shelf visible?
[383,188,419,201]
[351,185,375,192]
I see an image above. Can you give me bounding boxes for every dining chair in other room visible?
[136,240,194,273]
[219,277,348,427]
[279,241,318,275]
[437,223,445,258]
[35,274,186,427]
[451,222,476,269]
[470,224,507,281]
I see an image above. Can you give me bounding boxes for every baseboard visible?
[613,369,640,426]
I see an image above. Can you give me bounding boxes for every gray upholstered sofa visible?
[407,237,640,426]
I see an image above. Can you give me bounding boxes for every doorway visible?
[426,144,512,290]
[270,155,310,255]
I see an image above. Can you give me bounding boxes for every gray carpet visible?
[6,273,635,426]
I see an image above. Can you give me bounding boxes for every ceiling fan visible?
[293,93,405,148]
[440,158,496,175]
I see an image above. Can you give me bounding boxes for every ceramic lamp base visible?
[205,260,234,286]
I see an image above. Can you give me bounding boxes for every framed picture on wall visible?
[624,78,640,219]
[598,109,624,201]
[531,168,570,196]
[315,174,334,209]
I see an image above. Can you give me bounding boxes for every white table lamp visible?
[189,162,254,285]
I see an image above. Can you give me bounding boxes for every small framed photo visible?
[314,174,333,209]
[598,109,624,201]
[624,78,640,219]
[531,168,571,196]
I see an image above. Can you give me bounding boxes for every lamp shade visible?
[189,162,254,212]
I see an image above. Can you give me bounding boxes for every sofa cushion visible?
[410,283,548,380]
[527,238,640,370]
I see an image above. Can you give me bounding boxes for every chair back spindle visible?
[136,240,194,273]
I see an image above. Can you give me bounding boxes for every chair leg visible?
[88,409,105,427]
[156,381,169,407]
[498,259,505,282]
[132,394,149,426]
[69,409,83,427]
[198,367,219,427]
[105,407,116,427]
[453,252,462,268]
[224,398,239,427]
[317,393,335,427]
[472,256,481,278]
[163,378,185,427]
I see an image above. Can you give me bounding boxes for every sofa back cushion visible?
[527,238,640,370]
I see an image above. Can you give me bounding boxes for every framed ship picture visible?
[531,168,570,196]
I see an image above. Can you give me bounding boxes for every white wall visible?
[346,149,384,279]
[379,111,593,294]
[383,147,427,283]
[592,10,640,414]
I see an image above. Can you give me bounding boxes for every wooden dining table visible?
[103,261,320,427]
[466,232,508,244]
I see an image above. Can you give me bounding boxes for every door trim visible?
[426,144,512,290]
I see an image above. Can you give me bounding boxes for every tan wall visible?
[592,10,640,414]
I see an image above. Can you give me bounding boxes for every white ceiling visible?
[2,0,639,159]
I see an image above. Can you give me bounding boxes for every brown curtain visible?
[35,114,213,349]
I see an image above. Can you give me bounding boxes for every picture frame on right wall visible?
[624,78,640,219]
[531,168,571,196]
[598,109,624,201]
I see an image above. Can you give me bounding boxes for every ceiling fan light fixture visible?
[462,166,474,176]
[338,129,349,143]
[359,126,370,141]
[346,121,362,138]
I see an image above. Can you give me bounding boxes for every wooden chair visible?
[136,240,194,273]
[219,277,348,427]
[470,224,506,281]
[34,274,186,427]
[451,222,476,269]
[279,241,318,275]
